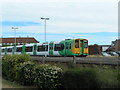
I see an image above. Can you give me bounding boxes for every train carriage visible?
[1,38,88,57]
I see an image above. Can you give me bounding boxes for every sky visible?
[0,0,119,45]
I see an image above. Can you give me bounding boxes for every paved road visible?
[31,56,120,65]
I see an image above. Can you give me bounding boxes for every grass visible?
[2,78,36,88]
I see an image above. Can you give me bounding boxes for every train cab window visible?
[37,45,48,51]
[25,46,33,52]
[7,48,12,52]
[75,40,79,48]
[84,41,88,48]
[16,47,22,52]
[54,44,64,51]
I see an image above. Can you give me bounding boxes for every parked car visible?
[116,51,120,56]
[110,52,119,56]
[101,52,111,56]
[107,52,114,56]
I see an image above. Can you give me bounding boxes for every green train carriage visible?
[48,38,88,56]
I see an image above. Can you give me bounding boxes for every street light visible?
[41,17,49,59]
[41,17,49,42]
[12,26,18,53]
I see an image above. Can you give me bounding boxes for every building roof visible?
[0,37,39,43]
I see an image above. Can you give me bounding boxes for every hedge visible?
[16,61,36,85]
[33,64,63,89]
[2,55,63,89]
[17,62,63,89]
[2,54,120,89]
[61,68,100,89]
[2,54,31,81]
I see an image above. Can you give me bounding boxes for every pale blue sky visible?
[1,0,118,45]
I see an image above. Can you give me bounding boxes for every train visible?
[1,38,88,57]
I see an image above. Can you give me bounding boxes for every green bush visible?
[96,66,119,88]
[2,54,31,81]
[61,68,100,89]
[117,70,120,88]
[34,64,63,89]
[16,61,35,85]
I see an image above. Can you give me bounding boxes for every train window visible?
[84,41,88,48]
[65,42,69,49]
[54,44,64,51]
[37,45,48,51]
[75,40,79,48]
[25,46,33,52]
[2,49,4,52]
[37,46,42,51]
[7,48,12,52]
[69,44,71,49]
[16,47,22,52]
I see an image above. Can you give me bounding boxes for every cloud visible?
[1,0,118,45]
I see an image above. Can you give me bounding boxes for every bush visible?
[117,69,120,88]
[2,54,31,81]
[16,61,35,85]
[96,66,119,88]
[34,64,63,89]
[61,68,100,89]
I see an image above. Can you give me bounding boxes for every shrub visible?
[16,61,35,85]
[117,69,120,88]
[2,54,31,81]
[96,67,119,88]
[34,64,63,89]
[61,68,100,89]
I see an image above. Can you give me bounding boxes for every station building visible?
[0,37,39,47]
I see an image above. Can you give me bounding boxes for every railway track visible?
[31,56,120,66]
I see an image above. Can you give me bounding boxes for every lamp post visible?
[41,17,49,42]
[12,27,18,53]
[41,17,49,58]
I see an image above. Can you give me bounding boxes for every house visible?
[106,39,120,52]
[88,44,102,55]
[0,37,39,46]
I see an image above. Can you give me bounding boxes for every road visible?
[31,56,120,65]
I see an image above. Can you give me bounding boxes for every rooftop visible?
[0,37,39,43]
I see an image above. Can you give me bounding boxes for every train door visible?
[80,40,84,55]
[12,47,15,54]
[65,42,70,56]
[83,40,88,55]
[5,48,7,55]
[33,44,37,55]
[49,42,54,56]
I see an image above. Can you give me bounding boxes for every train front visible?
[72,39,88,57]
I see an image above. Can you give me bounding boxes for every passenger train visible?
[1,38,88,57]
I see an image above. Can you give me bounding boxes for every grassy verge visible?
[2,78,36,88]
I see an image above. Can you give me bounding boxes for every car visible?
[116,51,120,56]
[101,52,111,56]
[110,52,119,56]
